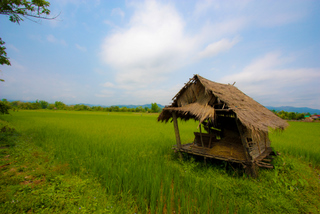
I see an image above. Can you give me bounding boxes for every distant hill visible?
[266,106,320,114]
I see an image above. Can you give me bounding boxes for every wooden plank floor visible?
[175,142,247,164]
[174,143,275,168]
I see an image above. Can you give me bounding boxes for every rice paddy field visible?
[1,110,320,213]
[270,121,320,166]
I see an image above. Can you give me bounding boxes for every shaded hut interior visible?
[158,75,288,170]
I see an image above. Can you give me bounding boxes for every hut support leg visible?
[244,162,258,178]
[235,118,251,161]
[172,112,182,159]
[199,125,204,148]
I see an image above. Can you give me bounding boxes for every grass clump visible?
[0,120,18,148]
[0,121,137,213]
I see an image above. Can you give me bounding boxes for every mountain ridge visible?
[265,106,320,114]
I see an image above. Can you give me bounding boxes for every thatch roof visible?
[158,74,288,132]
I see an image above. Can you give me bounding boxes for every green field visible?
[270,121,320,165]
[1,111,320,213]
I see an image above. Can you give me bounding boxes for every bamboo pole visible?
[199,123,204,148]
[235,117,258,177]
[235,117,251,161]
[172,112,182,149]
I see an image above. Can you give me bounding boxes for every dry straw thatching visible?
[158,74,288,133]
[158,74,288,175]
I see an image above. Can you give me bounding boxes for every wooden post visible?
[172,112,182,159]
[245,162,258,178]
[235,117,251,161]
[235,117,258,177]
[172,112,182,149]
[199,124,204,148]
[208,135,212,148]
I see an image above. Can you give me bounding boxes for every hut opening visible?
[158,75,288,177]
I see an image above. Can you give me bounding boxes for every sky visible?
[1,0,320,108]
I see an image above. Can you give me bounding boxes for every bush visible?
[0,101,10,114]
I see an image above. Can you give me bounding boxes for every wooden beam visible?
[215,109,232,112]
[235,117,251,161]
[264,132,267,149]
[256,135,261,154]
[172,112,182,149]
[256,162,274,169]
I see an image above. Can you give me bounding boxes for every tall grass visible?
[270,121,320,165]
[1,111,320,213]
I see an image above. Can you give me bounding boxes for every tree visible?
[39,100,48,109]
[120,107,128,112]
[31,100,41,109]
[0,101,10,114]
[0,0,54,76]
[0,37,11,68]
[47,103,55,110]
[0,99,10,114]
[151,103,160,113]
[54,101,65,110]
[288,112,296,120]
[144,106,151,112]
[135,106,145,112]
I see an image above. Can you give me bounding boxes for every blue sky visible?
[1,0,320,108]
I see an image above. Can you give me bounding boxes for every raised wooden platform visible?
[173,142,247,164]
[173,143,276,168]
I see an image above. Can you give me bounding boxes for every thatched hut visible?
[158,74,288,176]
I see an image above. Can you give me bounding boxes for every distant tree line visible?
[1,99,316,120]
[0,99,162,114]
[270,110,313,120]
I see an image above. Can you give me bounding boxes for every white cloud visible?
[122,83,183,105]
[95,90,114,98]
[193,0,307,32]
[0,61,79,103]
[256,12,304,27]
[6,44,20,53]
[102,82,114,88]
[96,0,317,107]
[111,8,125,18]
[101,0,196,87]
[219,52,320,106]
[47,34,67,46]
[248,1,307,27]
[221,52,295,84]
[103,20,121,30]
[193,0,214,18]
[198,37,240,59]
[193,0,250,18]
[47,34,56,43]
[75,44,87,52]
[9,59,26,72]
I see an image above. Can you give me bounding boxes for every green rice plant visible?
[1,111,319,213]
[270,121,320,165]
